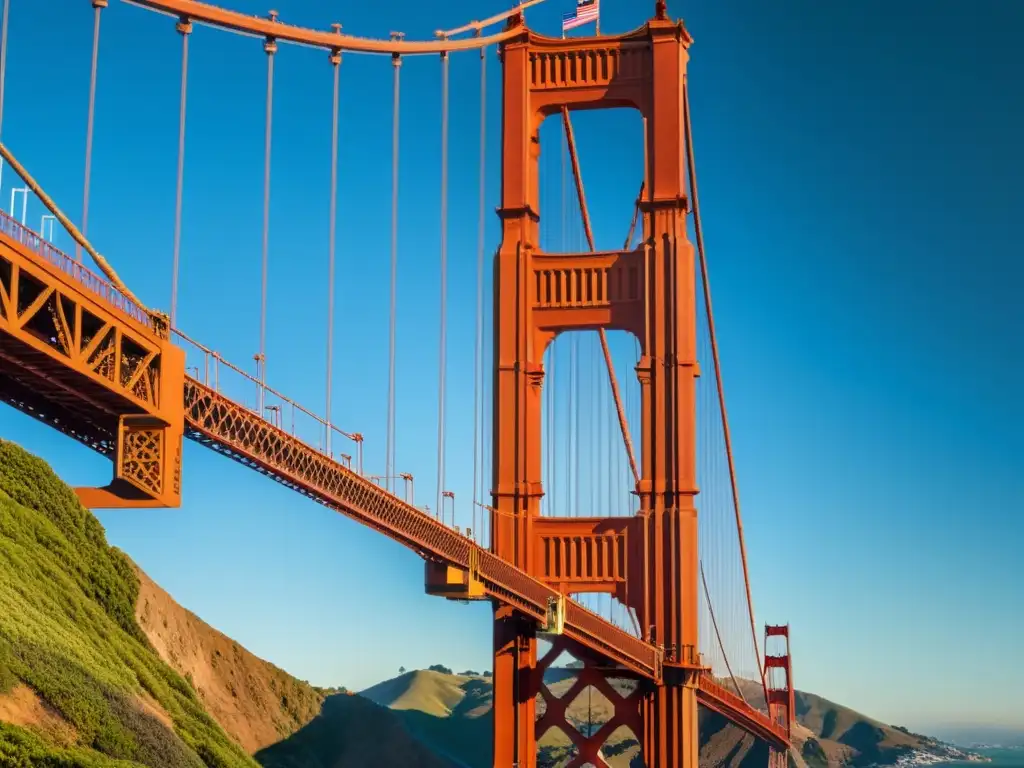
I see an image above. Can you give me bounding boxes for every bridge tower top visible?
[497,10,692,242]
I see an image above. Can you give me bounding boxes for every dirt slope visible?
[133,565,326,754]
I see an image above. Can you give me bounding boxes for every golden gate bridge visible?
[0,1,795,765]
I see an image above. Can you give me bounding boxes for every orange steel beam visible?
[124,0,524,55]
[0,210,185,508]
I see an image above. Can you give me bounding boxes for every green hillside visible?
[0,439,258,767]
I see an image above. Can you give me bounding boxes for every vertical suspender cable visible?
[80,0,106,263]
[701,560,741,693]
[326,34,341,456]
[386,40,402,493]
[0,0,10,193]
[170,18,191,329]
[560,107,640,486]
[436,44,450,524]
[683,81,768,703]
[472,38,487,539]
[259,24,277,415]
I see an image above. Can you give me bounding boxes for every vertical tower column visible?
[637,17,700,768]
[491,32,543,768]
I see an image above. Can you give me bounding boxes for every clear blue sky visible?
[1,0,1021,735]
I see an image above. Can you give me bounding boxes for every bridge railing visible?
[0,209,154,329]
[172,328,365,472]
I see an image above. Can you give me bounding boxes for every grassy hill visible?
[0,439,257,767]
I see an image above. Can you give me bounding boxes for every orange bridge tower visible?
[490,5,701,767]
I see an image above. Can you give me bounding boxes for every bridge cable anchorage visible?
[258,13,278,416]
[326,28,342,456]
[80,0,107,264]
[0,140,157,323]
[125,0,524,56]
[471,30,487,544]
[559,106,640,487]
[683,80,769,704]
[385,34,403,493]
[435,36,450,526]
[170,15,191,329]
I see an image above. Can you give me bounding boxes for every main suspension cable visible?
[560,106,640,486]
[0,140,152,316]
[702,560,742,695]
[439,0,546,38]
[129,0,533,56]
[436,45,450,522]
[624,181,644,251]
[80,0,106,263]
[170,18,191,328]
[326,34,342,455]
[386,41,403,493]
[683,81,768,702]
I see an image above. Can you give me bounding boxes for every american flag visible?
[562,0,600,32]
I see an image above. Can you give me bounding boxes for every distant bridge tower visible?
[766,625,795,768]
[489,4,702,766]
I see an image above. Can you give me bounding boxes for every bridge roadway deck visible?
[0,209,788,751]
